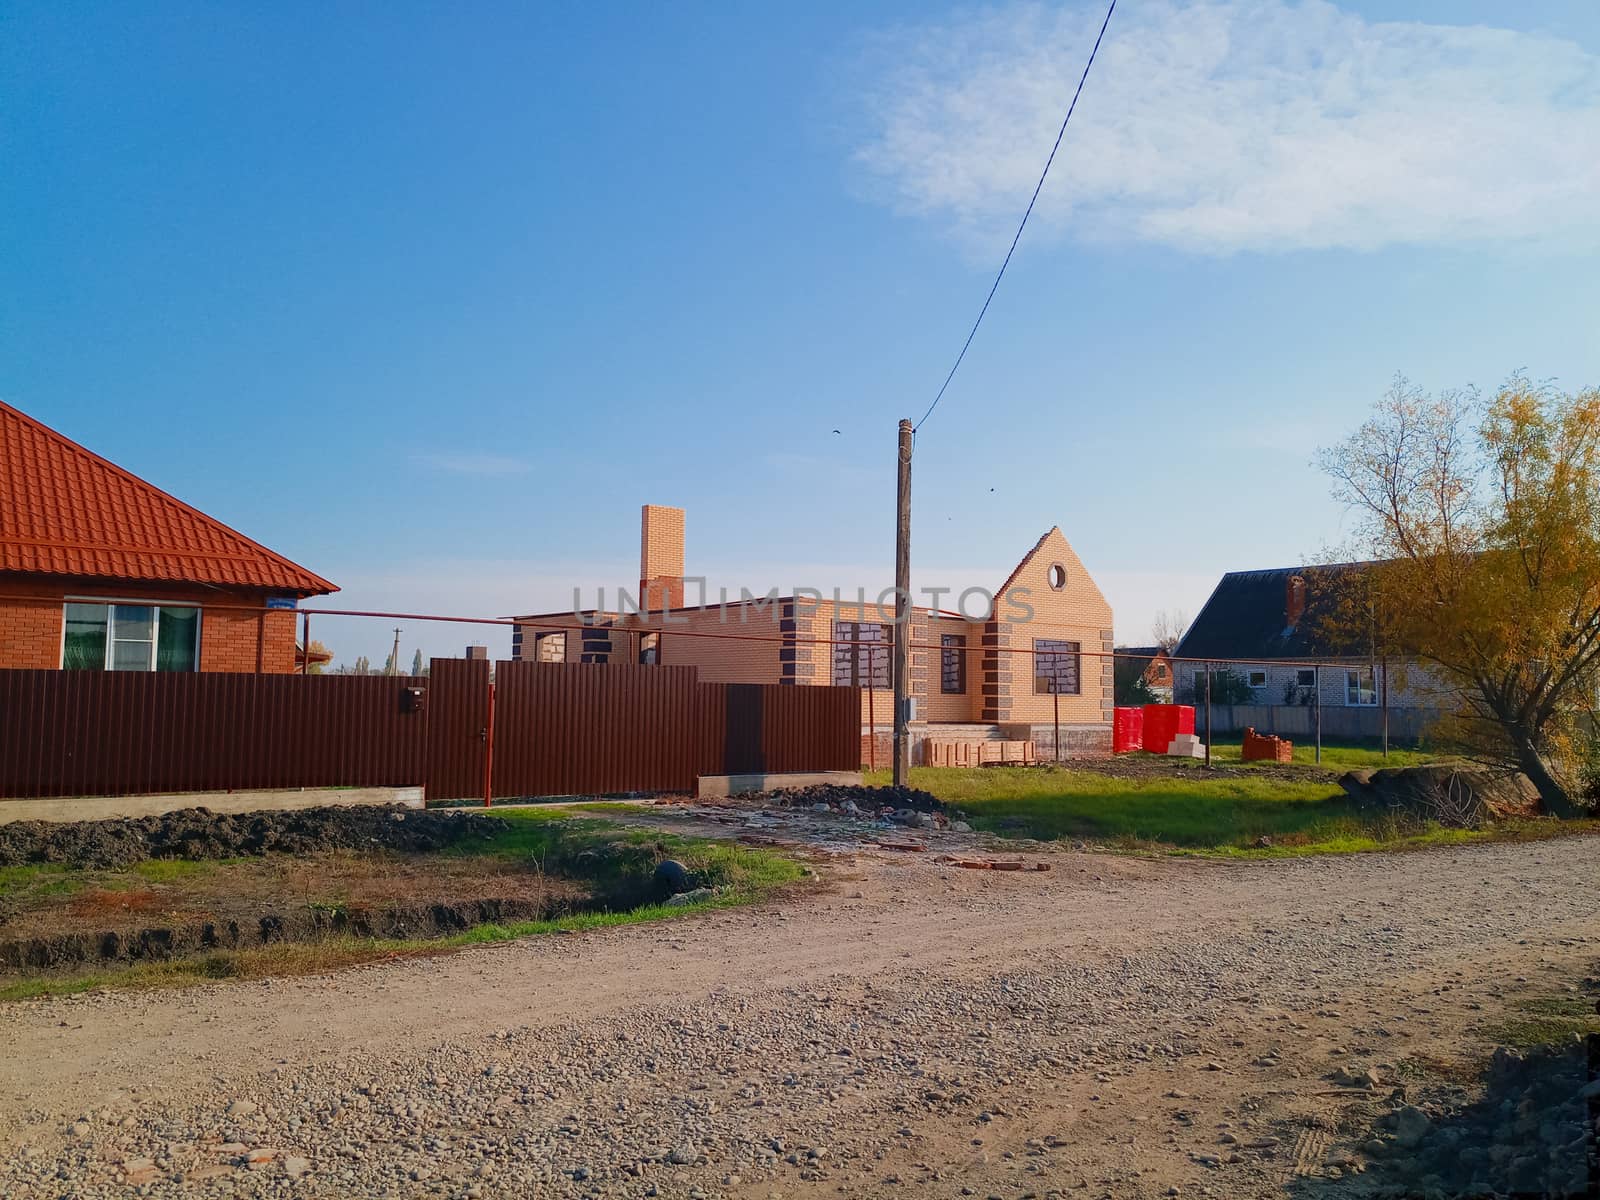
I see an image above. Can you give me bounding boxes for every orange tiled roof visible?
[0,400,336,596]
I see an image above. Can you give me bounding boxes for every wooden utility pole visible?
[892,418,913,787]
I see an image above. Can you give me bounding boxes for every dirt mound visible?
[0,895,555,971]
[0,806,507,870]
[1360,1038,1597,1198]
[755,784,947,814]
[1338,766,1541,827]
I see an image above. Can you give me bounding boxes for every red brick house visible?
[513,505,1116,758]
[0,400,336,673]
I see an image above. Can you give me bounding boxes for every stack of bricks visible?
[1241,727,1293,764]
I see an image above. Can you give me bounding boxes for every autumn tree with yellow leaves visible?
[1320,375,1600,816]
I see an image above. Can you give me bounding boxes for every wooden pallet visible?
[924,740,1036,767]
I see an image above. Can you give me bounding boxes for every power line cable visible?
[913,0,1118,433]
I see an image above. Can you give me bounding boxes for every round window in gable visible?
[1047,563,1066,590]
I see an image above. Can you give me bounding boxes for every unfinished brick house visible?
[511,505,1115,761]
[0,400,336,673]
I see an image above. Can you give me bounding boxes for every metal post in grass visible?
[1204,662,1212,768]
[1053,689,1060,765]
[1314,663,1322,765]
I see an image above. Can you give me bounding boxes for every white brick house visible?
[1175,565,1449,736]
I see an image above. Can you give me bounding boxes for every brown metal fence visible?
[0,669,428,800]
[0,662,861,803]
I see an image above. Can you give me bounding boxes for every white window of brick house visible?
[1297,668,1316,687]
[1346,666,1378,706]
[1247,669,1267,689]
[62,601,200,671]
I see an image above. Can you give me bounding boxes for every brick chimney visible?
[639,504,686,612]
[1285,574,1307,629]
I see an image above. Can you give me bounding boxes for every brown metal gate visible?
[422,657,489,801]
[490,661,701,798]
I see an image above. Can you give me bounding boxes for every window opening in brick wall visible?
[1033,638,1081,694]
[832,621,890,688]
[941,633,967,694]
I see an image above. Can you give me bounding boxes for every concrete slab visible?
[697,771,863,799]
[0,786,425,825]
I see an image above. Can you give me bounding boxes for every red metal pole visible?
[483,681,495,808]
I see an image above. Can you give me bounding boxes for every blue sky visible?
[4,1,1598,667]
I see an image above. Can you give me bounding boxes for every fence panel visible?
[491,661,702,798]
[0,669,428,800]
[423,657,489,801]
[754,683,861,773]
[0,664,864,804]
[1203,703,1438,741]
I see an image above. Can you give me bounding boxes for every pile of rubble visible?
[751,785,970,832]
[1361,1039,1598,1197]
[1339,765,1543,826]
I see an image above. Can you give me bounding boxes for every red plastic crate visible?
[1112,707,1144,753]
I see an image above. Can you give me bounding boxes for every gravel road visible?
[0,833,1595,1200]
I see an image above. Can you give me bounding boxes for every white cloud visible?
[852,0,1600,254]
[412,452,530,476]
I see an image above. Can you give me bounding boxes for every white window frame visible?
[1296,668,1316,687]
[1246,669,1268,689]
[61,597,202,672]
[1345,666,1378,707]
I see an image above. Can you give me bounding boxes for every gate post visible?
[483,681,495,808]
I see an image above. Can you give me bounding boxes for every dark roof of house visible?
[1177,564,1375,662]
[0,399,336,595]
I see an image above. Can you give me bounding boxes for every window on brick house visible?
[62,602,199,671]
[1033,638,1080,694]
[533,631,567,663]
[940,634,967,694]
[1247,669,1267,688]
[832,621,890,688]
[1297,668,1316,687]
[579,627,612,664]
[1346,666,1378,707]
[638,632,660,665]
